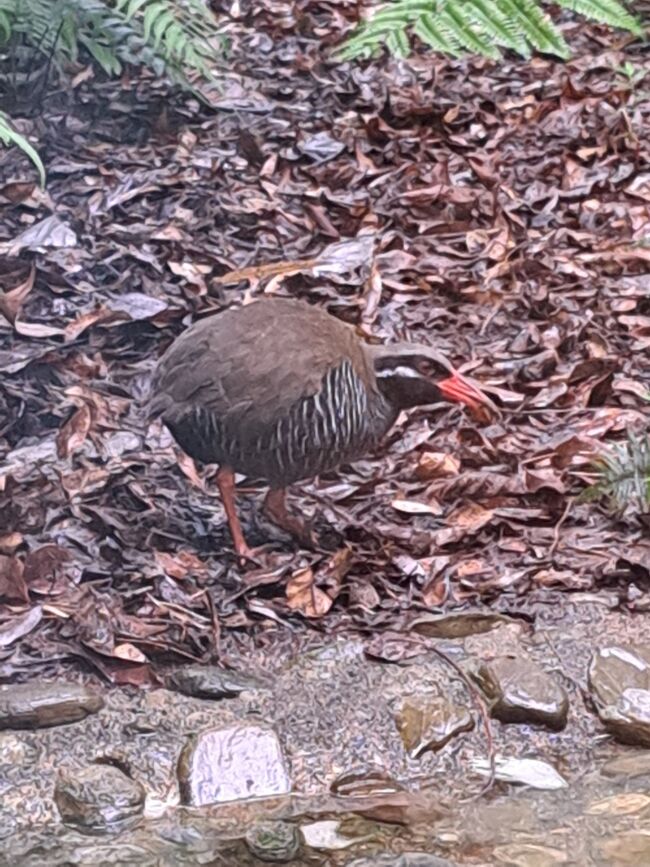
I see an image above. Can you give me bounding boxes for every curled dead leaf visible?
[391,498,442,516]
[415,451,460,480]
[0,555,29,603]
[286,567,333,618]
[56,404,92,459]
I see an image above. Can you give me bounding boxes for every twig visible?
[204,588,222,662]
[387,632,496,798]
[548,496,574,560]
[425,641,496,800]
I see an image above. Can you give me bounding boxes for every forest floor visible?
[1,3,650,864]
[1,2,648,681]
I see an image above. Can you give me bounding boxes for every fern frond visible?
[338,0,644,61]
[585,434,650,512]
[0,0,221,87]
[555,0,644,37]
[0,111,45,186]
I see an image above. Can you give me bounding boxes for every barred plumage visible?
[166,359,393,486]
[148,297,491,555]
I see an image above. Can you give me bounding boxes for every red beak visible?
[437,371,493,412]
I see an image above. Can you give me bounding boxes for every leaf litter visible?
[0,3,649,681]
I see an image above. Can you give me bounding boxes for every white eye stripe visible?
[376,366,422,379]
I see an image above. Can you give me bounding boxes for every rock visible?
[245,820,300,862]
[492,843,568,865]
[598,690,650,748]
[471,756,567,790]
[300,819,372,851]
[330,766,404,797]
[472,657,568,730]
[0,682,103,729]
[410,610,517,639]
[177,724,291,806]
[588,646,650,747]
[163,665,265,700]
[396,697,474,758]
[54,764,145,829]
[586,792,650,816]
[345,854,456,867]
[596,831,650,865]
[601,752,650,779]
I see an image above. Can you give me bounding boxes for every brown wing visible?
[148,298,373,436]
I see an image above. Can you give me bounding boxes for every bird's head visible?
[370,343,494,415]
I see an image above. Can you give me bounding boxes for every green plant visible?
[0,110,45,185]
[339,0,644,62]
[0,0,220,87]
[0,0,222,185]
[584,434,650,513]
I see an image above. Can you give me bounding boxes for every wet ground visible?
[3,598,650,866]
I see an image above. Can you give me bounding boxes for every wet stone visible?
[0,682,103,729]
[601,752,650,779]
[589,646,650,747]
[396,697,474,758]
[492,843,568,865]
[410,610,516,639]
[596,831,650,865]
[54,764,145,829]
[330,766,405,797]
[177,724,291,806]
[598,689,650,748]
[346,854,457,867]
[163,664,266,700]
[245,820,300,862]
[472,656,568,730]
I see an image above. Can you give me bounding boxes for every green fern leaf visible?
[439,0,502,58]
[339,0,641,61]
[462,0,529,53]
[497,0,571,57]
[386,27,411,56]
[555,0,643,37]
[414,13,463,55]
[0,112,46,187]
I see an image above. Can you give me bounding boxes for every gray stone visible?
[588,646,650,707]
[54,764,145,829]
[472,656,568,730]
[410,610,516,639]
[598,689,650,748]
[601,752,650,779]
[177,724,291,806]
[245,820,300,862]
[597,831,650,865]
[588,646,650,747]
[163,665,266,700]
[0,682,103,729]
[346,853,456,867]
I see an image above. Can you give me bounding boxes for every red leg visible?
[216,466,254,560]
[263,488,316,548]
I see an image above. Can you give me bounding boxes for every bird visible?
[147,297,493,559]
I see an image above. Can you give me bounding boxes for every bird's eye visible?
[416,358,436,376]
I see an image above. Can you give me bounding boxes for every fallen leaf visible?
[286,567,333,618]
[0,555,29,603]
[56,404,92,459]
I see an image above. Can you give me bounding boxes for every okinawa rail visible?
[148,298,492,559]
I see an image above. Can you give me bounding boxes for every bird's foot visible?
[233,541,277,568]
[263,488,319,550]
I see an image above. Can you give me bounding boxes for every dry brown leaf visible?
[56,404,92,459]
[286,567,333,618]
[415,452,461,480]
